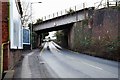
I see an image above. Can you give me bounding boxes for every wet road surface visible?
[41,41,118,78]
[13,41,119,79]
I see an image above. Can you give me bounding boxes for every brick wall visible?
[68,7,119,61]
[2,2,9,71]
[2,2,9,43]
[0,2,22,79]
[0,1,2,79]
[0,1,2,45]
[9,50,22,69]
[92,8,118,41]
[3,44,9,70]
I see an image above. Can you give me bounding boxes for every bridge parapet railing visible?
[94,0,120,9]
[40,0,120,22]
[41,3,88,21]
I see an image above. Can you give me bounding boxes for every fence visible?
[94,0,120,9]
[38,0,119,22]
[41,3,88,21]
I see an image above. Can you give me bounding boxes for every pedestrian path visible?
[21,52,34,78]
[13,49,58,78]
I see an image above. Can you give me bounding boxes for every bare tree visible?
[21,1,31,27]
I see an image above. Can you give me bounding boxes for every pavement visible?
[13,49,58,79]
[3,70,14,79]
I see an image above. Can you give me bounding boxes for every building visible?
[0,0,23,79]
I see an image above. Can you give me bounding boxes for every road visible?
[13,41,119,78]
[40,41,118,78]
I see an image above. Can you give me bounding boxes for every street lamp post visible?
[30,2,42,50]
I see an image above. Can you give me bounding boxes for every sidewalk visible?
[2,70,14,80]
[9,49,58,79]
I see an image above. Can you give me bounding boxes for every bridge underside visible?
[34,23,74,48]
[35,23,74,34]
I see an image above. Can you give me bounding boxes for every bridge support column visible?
[37,35,40,47]
[67,24,75,50]
[37,34,41,47]
[68,27,71,49]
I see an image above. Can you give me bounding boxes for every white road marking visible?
[50,42,63,55]
[81,61,103,70]
[51,42,104,70]
[49,42,104,71]
[60,53,103,70]
[27,52,34,56]
[52,41,62,49]
[66,54,103,70]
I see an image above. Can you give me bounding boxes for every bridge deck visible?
[33,7,94,32]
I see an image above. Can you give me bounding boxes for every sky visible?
[30,0,102,38]
[21,0,107,39]
[24,0,102,21]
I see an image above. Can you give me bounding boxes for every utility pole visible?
[107,0,109,7]
[30,2,42,50]
[116,0,118,6]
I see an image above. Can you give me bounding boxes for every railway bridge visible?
[33,7,94,47]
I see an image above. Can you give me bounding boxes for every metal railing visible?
[38,0,119,22]
[40,3,87,21]
[94,0,120,9]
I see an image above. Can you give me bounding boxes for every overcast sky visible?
[23,0,103,21]
[21,0,111,39]
[22,0,111,38]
